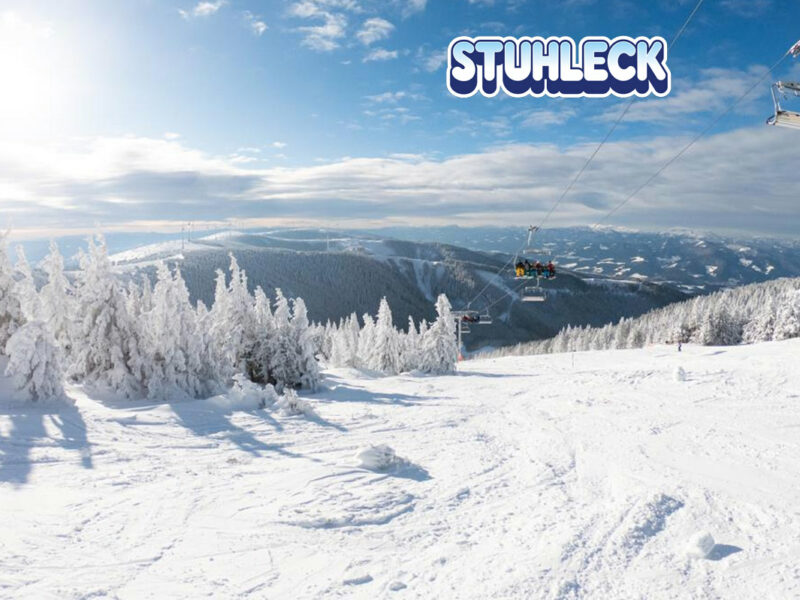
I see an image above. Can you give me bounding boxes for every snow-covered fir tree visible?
[250,286,276,383]
[0,234,24,348]
[401,316,421,372]
[70,236,143,397]
[370,297,402,375]
[210,255,259,380]
[14,247,41,321]
[142,262,219,400]
[357,312,376,369]
[419,294,458,374]
[289,297,321,390]
[39,241,74,352]
[5,320,66,402]
[774,289,800,340]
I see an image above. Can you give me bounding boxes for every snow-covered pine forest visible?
[0,234,458,404]
[487,277,800,358]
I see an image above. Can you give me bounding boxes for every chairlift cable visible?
[532,0,707,235]
[471,46,793,316]
[593,50,791,227]
[460,0,707,313]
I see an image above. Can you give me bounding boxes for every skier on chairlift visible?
[524,259,533,276]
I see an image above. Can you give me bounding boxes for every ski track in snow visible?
[2,341,800,598]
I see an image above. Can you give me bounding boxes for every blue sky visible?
[1,0,800,238]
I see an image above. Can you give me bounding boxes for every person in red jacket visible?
[547,261,556,278]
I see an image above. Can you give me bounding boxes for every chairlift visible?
[453,309,493,326]
[522,283,547,302]
[522,224,547,255]
[513,225,557,278]
[767,81,800,129]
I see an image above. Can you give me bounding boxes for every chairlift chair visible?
[522,277,548,302]
[453,309,492,326]
[767,82,800,129]
[522,286,547,302]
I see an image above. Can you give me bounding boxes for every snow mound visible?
[274,389,317,417]
[675,366,687,382]
[206,374,278,412]
[686,531,716,559]
[356,444,408,471]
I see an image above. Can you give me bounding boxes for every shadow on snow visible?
[0,403,93,485]
[168,399,316,461]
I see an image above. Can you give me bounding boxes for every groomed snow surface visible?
[3,340,800,598]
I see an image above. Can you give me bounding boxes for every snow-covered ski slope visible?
[3,340,800,599]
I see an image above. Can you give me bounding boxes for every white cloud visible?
[596,66,767,124]
[399,0,427,17]
[272,141,288,148]
[290,3,347,51]
[363,47,398,62]
[179,0,227,19]
[3,127,800,235]
[364,105,420,124]
[416,47,446,73]
[365,91,425,103]
[356,17,394,45]
[243,11,268,36]
[721,0,772,17]
[517,108,577,128]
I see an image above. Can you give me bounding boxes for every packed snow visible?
[3,340,800,598]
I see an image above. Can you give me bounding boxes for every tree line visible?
[485,277,800,358]
[0,235,459,403]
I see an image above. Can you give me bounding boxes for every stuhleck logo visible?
[447,36,671,98]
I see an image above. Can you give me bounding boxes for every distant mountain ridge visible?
[358,226,800,292]
[106,230,687,350]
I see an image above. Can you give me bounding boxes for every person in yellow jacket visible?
[515,261,525,277]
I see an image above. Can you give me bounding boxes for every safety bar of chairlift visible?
[768,110,800,129]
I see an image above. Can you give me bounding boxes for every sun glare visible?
[0,12,67,137]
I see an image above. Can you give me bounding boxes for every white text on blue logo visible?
[447,36,671,98]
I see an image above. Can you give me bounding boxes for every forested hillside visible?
[487,278,800,357]
[111,231,687,350]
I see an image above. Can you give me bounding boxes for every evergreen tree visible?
[70,236,143,397]
[250,286,275,383]
[4,320,66,402]
[357,313,376,369]
[0,234,24,349]
[269,288,295,391]
[419,294,458,374]
[371,297,402,375]
[40,242,75,354]
[14,247,40,320]
[401,316,421,372]
[142,263,216,399]
[775,290,800,340]
[290,297,321,390]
